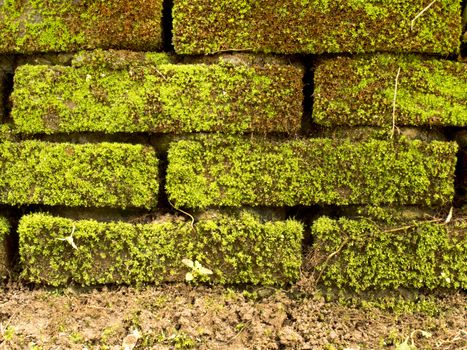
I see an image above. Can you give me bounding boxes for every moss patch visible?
[0,217,10,279]
[166,136,457,208]
[0,0,163,53]
[314,54,467,127]
[311,215,466,291]
[18,212,303,286]
[0,140,159,208]
[173,0,461,55]
[11,50,302,134]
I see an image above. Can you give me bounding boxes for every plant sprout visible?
[182,259,213,282]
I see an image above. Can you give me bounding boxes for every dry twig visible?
[411,0,437,30]
[168,199,195,229]
[314,238,349,284]
[391,67,401,139]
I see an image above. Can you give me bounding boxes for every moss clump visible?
[173,0,461,55]
[11,50,302,134]
[166,136,457,208]
[0,217,10,279]
[311,216,466,291]
[0,124,16,142]
[0,140,159,208]
[314,54,467,127]
[18,212,303,286]
[0,0,163,53]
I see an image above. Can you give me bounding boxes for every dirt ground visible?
[0,277,465,350]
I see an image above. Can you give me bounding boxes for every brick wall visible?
[0,0,466,292]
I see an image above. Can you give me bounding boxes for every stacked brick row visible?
[0,0,465,293]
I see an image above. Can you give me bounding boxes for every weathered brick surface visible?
[0,141,159,209]
[314,54,467,127]
[173,0,461,55]
[166,137,457,208]
[11,51,303,134]
[0,0,163,53]
[19,212,303,286]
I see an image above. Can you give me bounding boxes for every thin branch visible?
[314,238,349,284]
[444,206,453,224]
[391,67,401,139]
[154,68,167,81]
[228,320,252,343]
[411,0,437,31]
[382,219,444,234]
[168,199,195,229]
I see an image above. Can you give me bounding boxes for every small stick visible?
[411,0,437,31]
[391,67,401,139]
[382,219,442,234]
[314,239,348,285]
[444,206,453,224]
[154,68,167,81]
[168,199,195,228]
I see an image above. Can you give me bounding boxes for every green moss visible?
[0,217,10,279]
[166,136,457,208]
[11,50,302,134]
[0,124,16,142]
[311,216,466,291]
[314,54,467,127]
[0,140,159,208]
[18,212,303,286]
[319,287,444,316]
[173,0,461,55]
[0,0,163,53]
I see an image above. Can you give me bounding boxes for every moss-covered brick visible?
[11,50,303,134]
[0,217,10,279]
[314,54,467,127]
[0,141,159,208]
[166,136,457,208]
[0,0,163,53]
[173,0,461,55]
[311,215,466,291]
[18,212,303,286]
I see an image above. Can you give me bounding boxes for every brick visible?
[0,217,9,279]
[0,0,163,53]
[311,214,467,291]
[0,141,159,208]
[173,0,461,55]
[11,50,303,134]
[18,212,304,286]
[166,136,457,208]
[314,54,467,127]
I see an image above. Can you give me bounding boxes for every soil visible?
[0,278,465,350]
